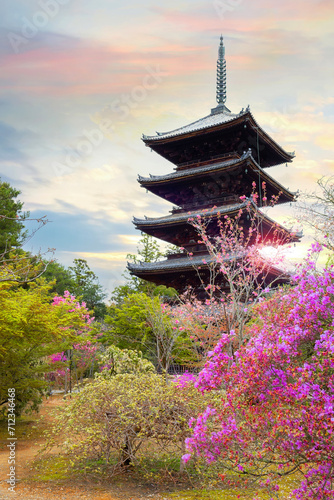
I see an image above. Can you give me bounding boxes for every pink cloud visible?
[151,6,264,33]
[2,3,332,98]
[1,39,218,96]
[1,44,151,95]
[151,3,334,34]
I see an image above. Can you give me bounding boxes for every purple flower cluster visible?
[181,263,334,499]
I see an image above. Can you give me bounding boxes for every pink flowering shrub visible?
[182,264,334,499]
[170,297,228,369]
[47,291,97,389]
[52,290,94,325]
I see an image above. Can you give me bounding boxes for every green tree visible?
[127,233,164,264]
[105,292,183,375]
[0,180,52,284]
[42,260,75,295]
[105,292,153,354]
[96,345,155,377]
[68,258,107,319]
[112,233,177,303]
[125,233,164,295]
[0,280,91,416]
[0,179,28,254]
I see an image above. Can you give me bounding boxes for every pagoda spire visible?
[217,35,227,105]
[211,35,231,115]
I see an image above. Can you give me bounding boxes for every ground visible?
[0,395,174,500]
[0,395,301,500]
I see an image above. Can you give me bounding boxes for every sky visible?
[0,0,333,297]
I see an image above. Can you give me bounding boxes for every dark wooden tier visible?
[133,201,301,249]
[127,252,291,299]
[142,110,294,169]
[138,150,295,210]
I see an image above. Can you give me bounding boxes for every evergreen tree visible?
[112,233,177,304]
[69,258,107,319]
[42,260,75,295]
[0,179,28,254]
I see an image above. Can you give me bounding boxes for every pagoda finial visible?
[216,35,226,105]
[211,36,230,115]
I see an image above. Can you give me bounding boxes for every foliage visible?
[42,260,75,296]
[105,292,185,375]
[113,233,177,302]
[43,373,217,474]
[68,258,107,318]
[0,179,28,254]
[105,292,153,352]
[182,251,334,499]
[41,258,107,319]
[0,178,51,283]
[0,250,48,284]
[126,232,165,294]
[170,297,229,370]
[0,283,93,416]
[47,340,99,392]
[46,291,97,391]
[97,345,155,377]
[297,175,334,256]
[127,232,165,265]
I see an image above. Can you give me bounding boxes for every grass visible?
[30,436,302,499]
[167,471,302,500]
[0,413,47,446]
[31,456,70,482]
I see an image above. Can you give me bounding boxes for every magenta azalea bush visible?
[182,263,334,499]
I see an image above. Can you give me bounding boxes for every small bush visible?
[43,372,217,477]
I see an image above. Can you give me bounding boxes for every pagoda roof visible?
[127,252,291,295]
[129,252,213,273]
[139,152,243,182]
[133,199,302,241]
[128,252,288,275]
[138,150,296,205]
[142,108,295,168]
[134,201,246,226]
[143,108,245,142]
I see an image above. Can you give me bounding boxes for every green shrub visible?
[44,373,217,475]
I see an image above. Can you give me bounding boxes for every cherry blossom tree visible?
[176,185,299,371]
[47,291,96,392]
[297,175,334,256]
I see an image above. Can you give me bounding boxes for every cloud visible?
[0,30,208,97]
[315,135,334,151]
[118,234,141,247]
[70,251,129,265]
[0,121,36,161]
[23,162,165,222]
[1,0,333,291]
[29,207,137,241]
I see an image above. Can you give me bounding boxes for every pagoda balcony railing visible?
[171,195,241,214]
[166,247,208,260]
[176,151,241,170]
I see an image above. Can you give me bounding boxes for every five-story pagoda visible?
[128,36,300,297]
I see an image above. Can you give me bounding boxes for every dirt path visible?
[0,396,173,500]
